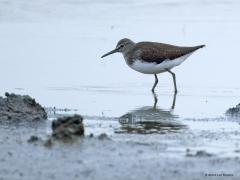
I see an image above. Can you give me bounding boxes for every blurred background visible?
[0,0,239,87]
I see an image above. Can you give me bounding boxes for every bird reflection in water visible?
[116,92,186,134]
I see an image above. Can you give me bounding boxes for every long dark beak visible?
[101,47,120,58]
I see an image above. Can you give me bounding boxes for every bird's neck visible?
[122,44,136,65]
[122,44,134,57]
[123,52,134,66]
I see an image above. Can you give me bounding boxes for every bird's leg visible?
[151,74,158,93]
[171,92,177,109]
[152,92,158,110]
[166,69,178,93]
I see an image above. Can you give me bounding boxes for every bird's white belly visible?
[129,53,193,74]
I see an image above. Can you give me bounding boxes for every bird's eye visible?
[120,44,124,48]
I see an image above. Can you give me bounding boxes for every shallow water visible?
[2,84,240,158]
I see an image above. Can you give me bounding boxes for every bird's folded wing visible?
[136,42,204,64]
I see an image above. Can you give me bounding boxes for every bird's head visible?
[101,38,135,58]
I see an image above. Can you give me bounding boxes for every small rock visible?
[27,135,40,143]
[7,152,12,156]
[44,138,53,148]
[52,115,84,140]
[76,160,83,164]
[195,150,213,157]
[186,150,213,157]
[19,172,24,177]
[98,133,110,140]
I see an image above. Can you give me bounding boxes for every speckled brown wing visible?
[135,42,205,64]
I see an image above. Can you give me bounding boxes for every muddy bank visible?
[1,105,240,180]
[0,92,47,121]
[1,134,240,180]
[0,92,240,180]
[226,103,240,117]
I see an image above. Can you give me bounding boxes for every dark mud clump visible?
[226,103,240,117]
[27,135,53,147]
[186,149,213,157]
[0,92,47,121]
[27,135,41,143]
[27,115,84,146]
[52,115,84,140]
[43,138,53,148]
[98,133,110,140]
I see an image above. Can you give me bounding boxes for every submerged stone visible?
[0,92,47,121]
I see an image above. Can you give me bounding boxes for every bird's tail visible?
[191,44,205,52]
[196,44,206,49]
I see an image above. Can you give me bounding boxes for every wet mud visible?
[1,94,240,180]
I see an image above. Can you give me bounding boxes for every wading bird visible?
[101,38,205,93]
